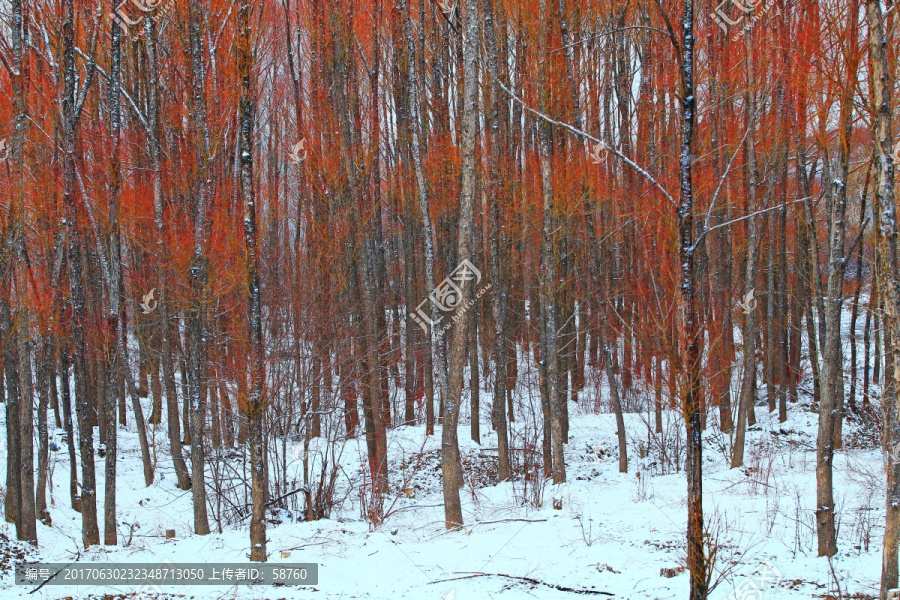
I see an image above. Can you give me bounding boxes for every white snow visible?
[0,337,887,599]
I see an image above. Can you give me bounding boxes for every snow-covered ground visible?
[0,360,887,600]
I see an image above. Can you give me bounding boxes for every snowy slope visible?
[0,361,887,600]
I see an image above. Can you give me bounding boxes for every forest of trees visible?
[0,0,898,598]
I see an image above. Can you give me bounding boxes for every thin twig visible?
[429,571,615,596]
[487,71,676,208]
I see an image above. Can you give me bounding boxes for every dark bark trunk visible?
[63,0,99,546]
[440,0,480,528]
[537,0,565,486]
[2,296,21,528]
[186,0,212,535]
[483,0,510,481]
[675,2,706,596]
[866,0,900,593]
[237,0,268,560]
[59,338,79,510]
[36,337,51,525]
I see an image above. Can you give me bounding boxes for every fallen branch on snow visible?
[430,571,614,595]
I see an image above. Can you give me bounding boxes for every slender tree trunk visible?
[186,0,212,535]
[440,0,480,528]
[17,328,37,545]
[237,0,267,560]
[470,308,481,443]
[104,5,124,546]
[796,138,823,409]
[59,338,79,510]
[537,0,565,486]
[816,178,849,558]
[882,329,900,599]
[766,197,777,414]
[866,0,900,593]
[404,0,448,428]
[62,0,99,546]
[2,297,22,528]
[602,342,628,473]
[864,294,873,406]
[36,337,51,525]
[403,197,418,426]
[816,3,859,548]
[147,16,191,492]
[332,10,388,500]
[8,0,38,546]
[732,45,759,469]
[676,2,706,596]
[654,357,663,434]
[848,188,868,414]
[483,0,510,482]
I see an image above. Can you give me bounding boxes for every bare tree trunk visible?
[440,0,480,528]
[816,5,859,548]
[732,48,759,469]
[849,187,868,414]
[765,193,777,415]
[708,20,733,434]
[537,0,565,486]
[796,138,823,409]
[866,0,900,593]
[403,198,418,426]
[864,294,873,406]
[483,0,510,482]
[403,0,448,427]
[49,338,61,430]
[237,0,267,560]
[104,5,124,546]
[7,0,38,546]
[17,327,37,545]
[331,7,388,500]
[62,0,99,546]
[583,187,627,473]
[2,296,22,528]
[470,308,480,443]
[36,337,51,524]
[147,16,191,492]
[186,0,212,535]
[816,178,849,558]
[654,357,663,434]
[675,2,706,596]
[882,329,900,599]
[602,342,628,473]
[58,338,79,510]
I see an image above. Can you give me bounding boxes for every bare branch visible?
[487,71,676,208]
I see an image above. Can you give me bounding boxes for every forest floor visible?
[0,361,887,600]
